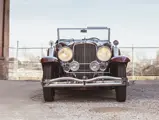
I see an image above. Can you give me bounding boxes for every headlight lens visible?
[97,46,112,61]
[58,47,73,62]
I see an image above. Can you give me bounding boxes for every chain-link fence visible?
[8,44,159,80]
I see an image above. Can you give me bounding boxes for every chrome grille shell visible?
[73,43,97,63]
[72,43,97,78]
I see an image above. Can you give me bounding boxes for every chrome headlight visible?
[58,47,73,62]
[97,46,112,61]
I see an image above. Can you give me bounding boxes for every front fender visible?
[40,56,58,63]
[41,56,65,78]
[111,56,130,63]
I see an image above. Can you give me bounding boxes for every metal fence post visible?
[41,46,43,58]
[16,41,19,71]
[132,44,135,80]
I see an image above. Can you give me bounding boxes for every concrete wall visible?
[0,0,9,80]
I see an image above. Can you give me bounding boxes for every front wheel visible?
[42,63,57,102]
[43,87,55,102]
[115,86,126,102]
[110,63,127,102]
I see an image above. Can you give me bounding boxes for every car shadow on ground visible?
[30,80,159,103]
[30,88,117,103]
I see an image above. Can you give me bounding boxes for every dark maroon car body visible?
[40,27,130,102]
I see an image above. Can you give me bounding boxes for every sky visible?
[9,0,159,59]
[10,0,159,47]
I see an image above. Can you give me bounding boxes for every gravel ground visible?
[0,80,159,120]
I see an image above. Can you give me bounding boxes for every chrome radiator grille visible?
[73,43,96,63]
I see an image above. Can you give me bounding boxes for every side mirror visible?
[81,29,87,33]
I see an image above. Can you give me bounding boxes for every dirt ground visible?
[0,80,159,120]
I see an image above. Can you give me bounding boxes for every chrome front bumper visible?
[43,76,128,87]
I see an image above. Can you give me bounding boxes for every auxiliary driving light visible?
[70,61,79,71]
[100,62,107,71]
[90,61,100,71]
[63,63,70,72]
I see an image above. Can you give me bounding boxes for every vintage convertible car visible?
[40,27,130,102]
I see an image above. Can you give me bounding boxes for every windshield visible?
[58,28,109,40]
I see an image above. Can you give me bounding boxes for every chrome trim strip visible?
[79,63,91,64]
[44,76,122,83]
[58,27,109,30]
[43,76,127,87]
[66,71,110,74]
[44,82,124,88]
